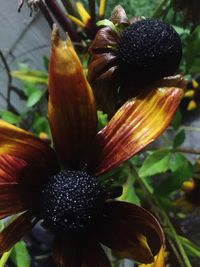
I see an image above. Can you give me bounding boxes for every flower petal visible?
[90,76,184,176]
[0,120,59,178]
[97,201,165,264]
[48,27,97,169]
[53,234,111,267]
[0,212,37,253]
[138,247,165,267]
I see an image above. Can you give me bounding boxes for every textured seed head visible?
[40,170,105,233]
[117,18,182,87]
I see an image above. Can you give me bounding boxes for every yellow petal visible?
[48,26,97,169]
[187,100,197,110]
[192,79,199,88]
[76,2,90,24]
[184,90,195,97]
[67,13,85,28]
[99,0,106,19]
[139,246,166,267]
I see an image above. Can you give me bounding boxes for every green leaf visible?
[32,116,49,134]
[10,241,30,267]
[155,161,194,196]
[119,175,141,205]
[11,70,48,85]
[185,25,200,72]
[169,152,187,172]
[0,111,20,125]
[139,149,171,177]
[171,109,182,130]
[179,236,200,258]
[26,90,44,107]
[173,129,185,148]
[97,110,108,130]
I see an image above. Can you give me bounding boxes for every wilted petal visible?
[53,234,111,267]
[0,212,37,253]
[0,120,59,178]
[97,201,165,264]
[110,5,129,25]
[91,77,184,176]
[48,27,97,169]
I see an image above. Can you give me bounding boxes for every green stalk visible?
[131,166,192,267]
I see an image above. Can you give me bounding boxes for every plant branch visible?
[44,0,81,43]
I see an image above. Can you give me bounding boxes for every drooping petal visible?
[139,246,165,267]
[90,76,184,176]
[0,120,59,178]
[0,212,37,253]
[53,234,111,267]
[97,201,165,264]
[48,27,97,169]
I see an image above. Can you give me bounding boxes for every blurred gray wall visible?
[0,0,51,111]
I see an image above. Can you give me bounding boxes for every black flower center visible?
[40,170,105,233]
[117,18,182,87]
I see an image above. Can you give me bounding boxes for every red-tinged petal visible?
[97,201,165,264]
[0,120,59,179]
[48,27,97,169]
[0,212,37,253]
[53,234,111,267]
[91,77,184,176]
[0,183,40,219]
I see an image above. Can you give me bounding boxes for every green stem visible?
[0,249,12,267]
[152,0,171,18]
[131,167,192,267]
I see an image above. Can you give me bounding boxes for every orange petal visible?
[0,212,37,253]
[0,120,59,178]
[53,234,111,267]
[48,27,97,169]
[91,77,184,176]
[97,201,165,264]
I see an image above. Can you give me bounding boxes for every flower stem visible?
[131,166,192,267]
[44,0,81,43]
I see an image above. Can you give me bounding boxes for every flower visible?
[88,5,183,115]
[0,26,184,266]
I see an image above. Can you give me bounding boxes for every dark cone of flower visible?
[117,19,182,88]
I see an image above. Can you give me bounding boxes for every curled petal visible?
[53,234,111,267]
[97,201,165,264]
[0,120,59,178]
[89,27,119,53]
[110,5,129,25]
[90,77,184,176]
[0,212,37,253]
[88,52,117,82]
[139,246,165,267]
[48,27,97,169]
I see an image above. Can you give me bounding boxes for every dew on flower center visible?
[40,170,105,233]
